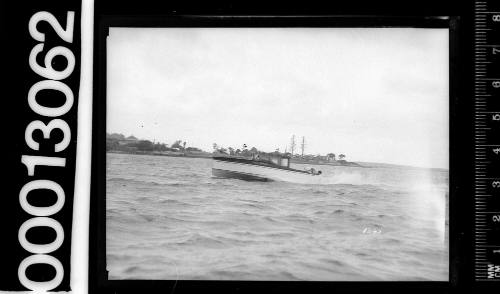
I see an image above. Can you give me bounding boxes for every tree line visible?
[106,133,203,153]
[212,143,347,161]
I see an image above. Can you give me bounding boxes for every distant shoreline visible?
[106,150,449,171]
[290,159,363,168]
[106,150,365,168]
[107,150,212,159]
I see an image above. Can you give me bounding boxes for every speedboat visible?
[212,152,323,184]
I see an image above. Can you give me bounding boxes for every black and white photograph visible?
[8,0,500,292]
[105,27,449,281]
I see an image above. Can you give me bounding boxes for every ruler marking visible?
[474,2,500,280]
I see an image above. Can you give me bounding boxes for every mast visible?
[300,136,305,158]
[290,135,296,156]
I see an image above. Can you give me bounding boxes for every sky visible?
[107,27,449,169]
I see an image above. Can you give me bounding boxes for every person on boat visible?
[307,168,322,175]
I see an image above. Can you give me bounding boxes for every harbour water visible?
[106,152,449,281]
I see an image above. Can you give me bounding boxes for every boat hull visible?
[212,168,270,182]
[212,158,322,184]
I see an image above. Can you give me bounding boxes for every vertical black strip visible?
[0,0,81,291]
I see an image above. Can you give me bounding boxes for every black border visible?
[91,15,465,294]
[0,0,81,290]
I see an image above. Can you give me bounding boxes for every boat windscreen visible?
[281,158,289,167]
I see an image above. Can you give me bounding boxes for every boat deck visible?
[213,156,312,175]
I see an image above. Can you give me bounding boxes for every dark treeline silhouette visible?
[106,133,205,153]
[107,133,355,165]
[212,143,350,164]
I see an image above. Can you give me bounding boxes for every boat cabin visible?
[253,152,290,168]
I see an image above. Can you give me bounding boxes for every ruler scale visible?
[474,0,500,282]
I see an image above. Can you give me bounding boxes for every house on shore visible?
[118,135,138,145]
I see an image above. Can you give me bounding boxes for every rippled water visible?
[106,152,449,281]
